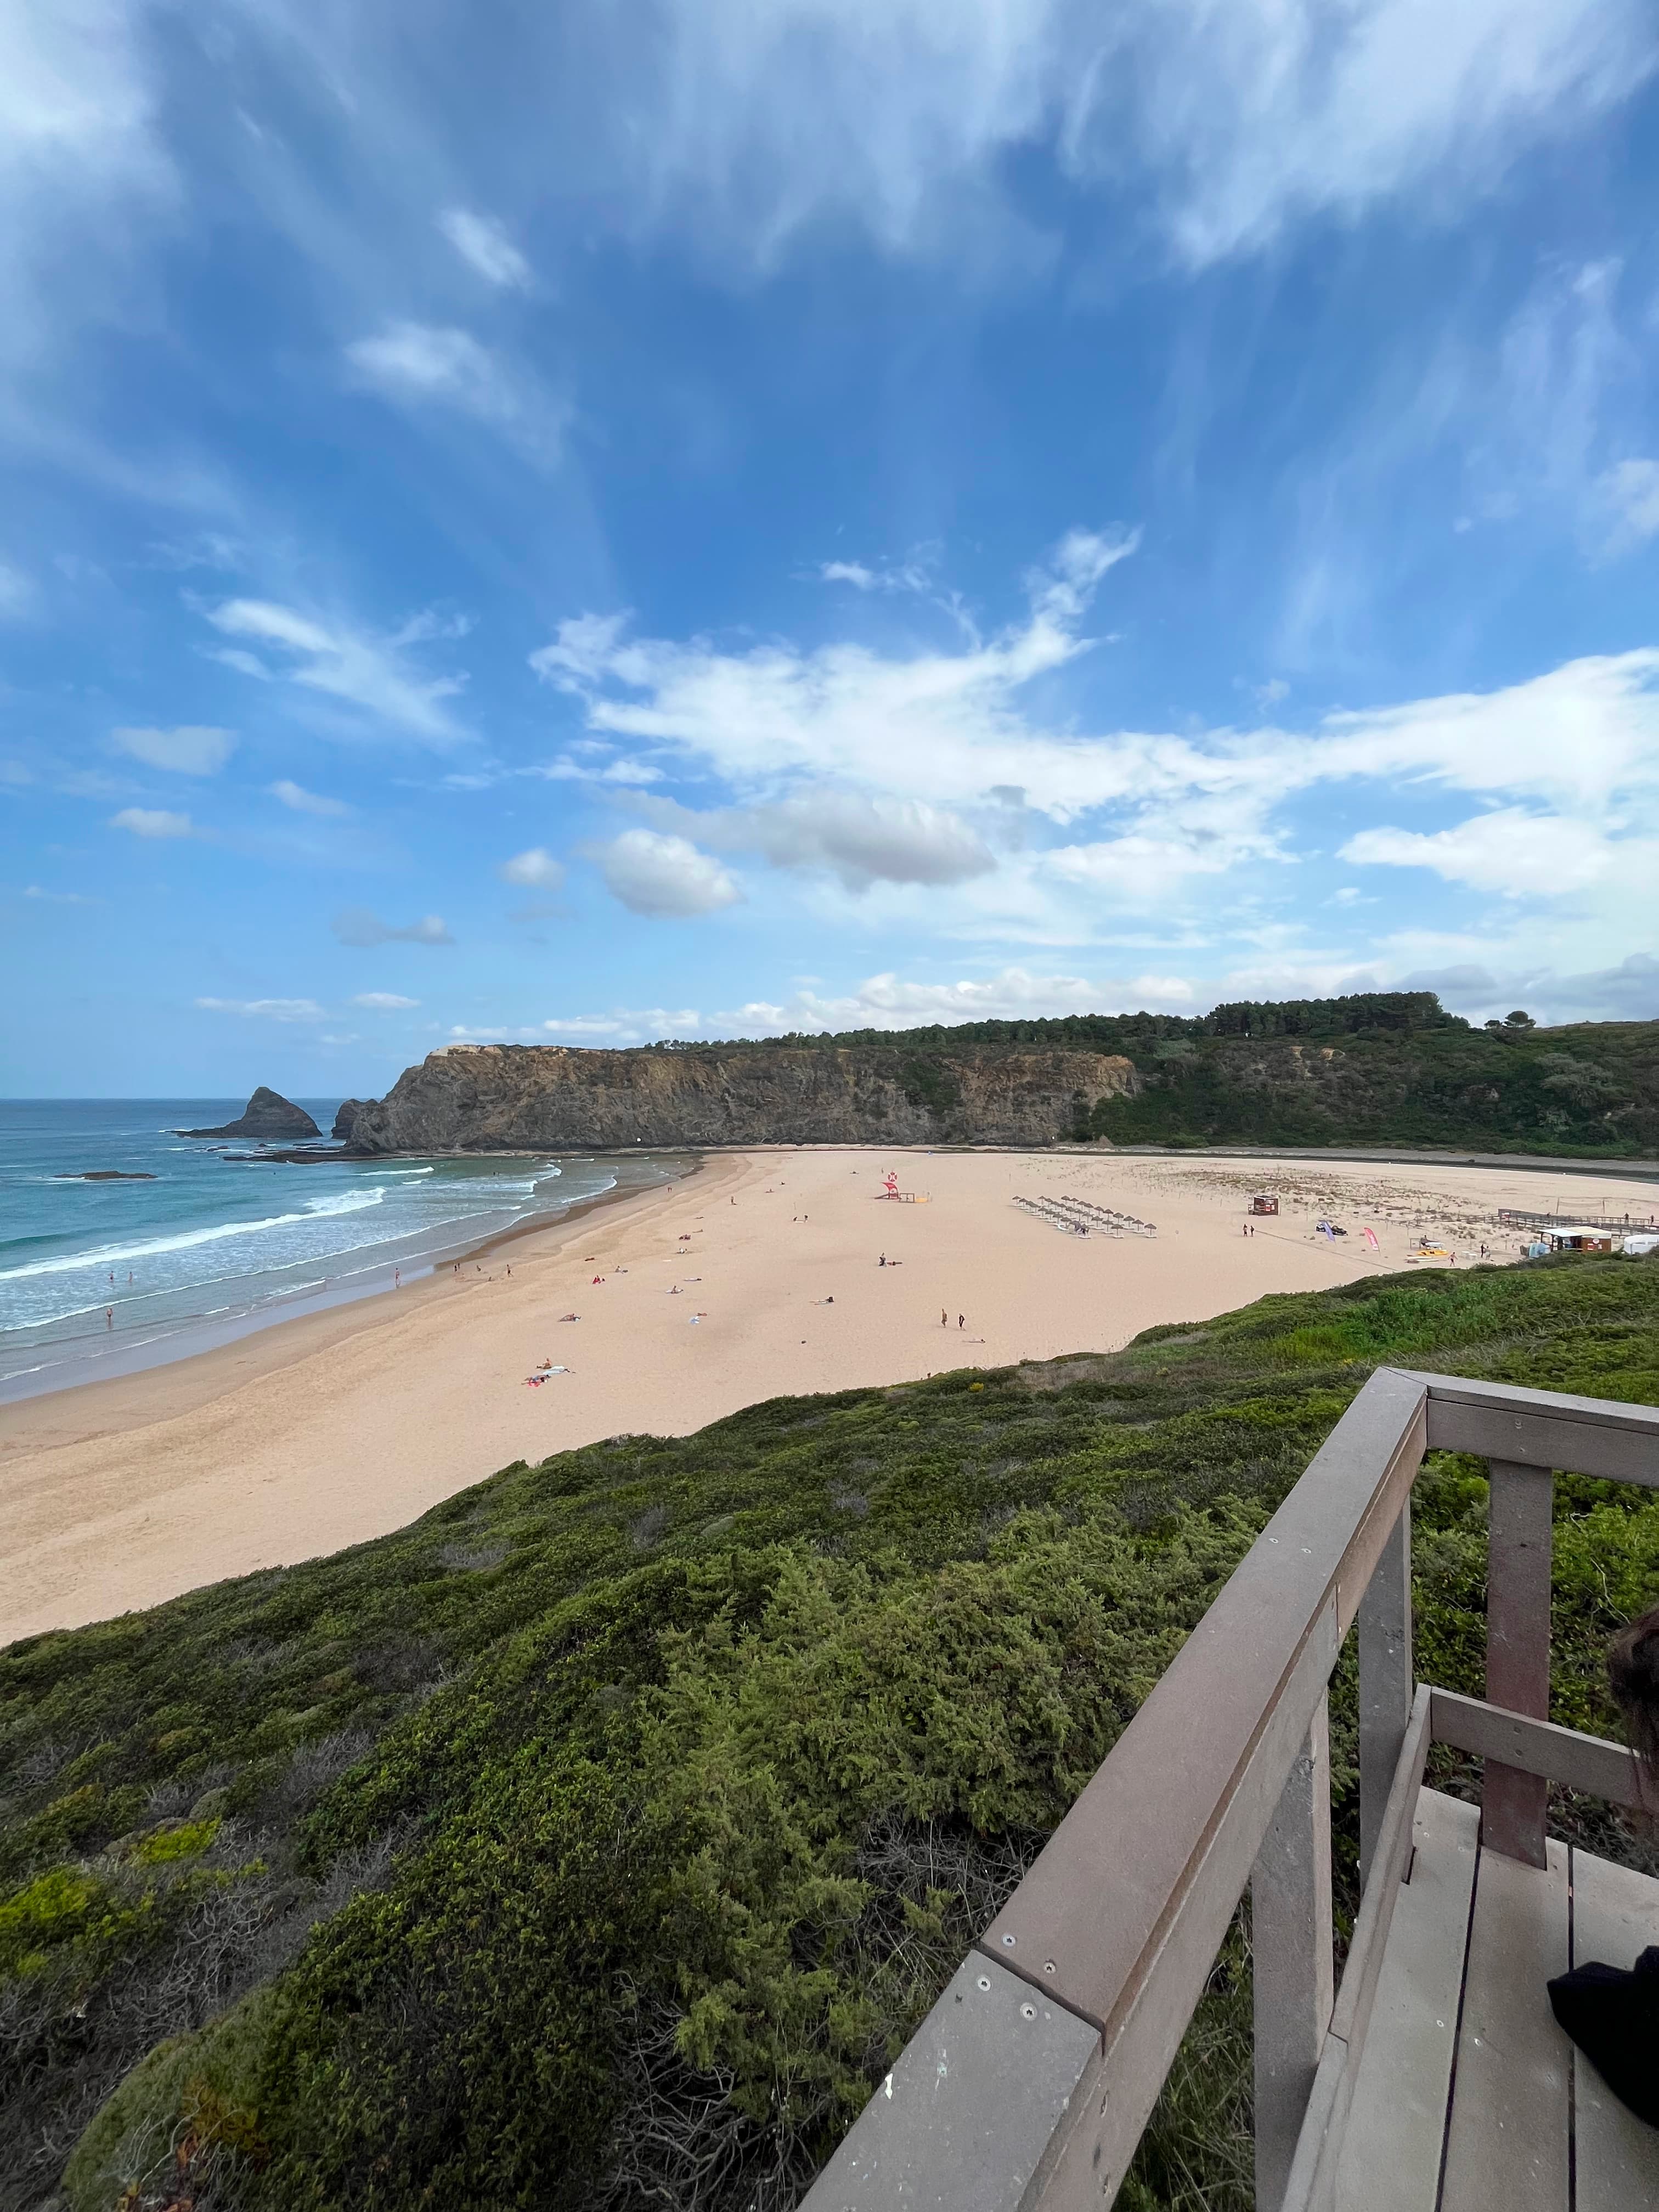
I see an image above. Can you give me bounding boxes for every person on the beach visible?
[105,1307,113,1330]
[941,1309,948,1328]
[958,1314,964,1329]
[1548,1605,1659,2124]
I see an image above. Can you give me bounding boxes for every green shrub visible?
[2,1253,1656,2208]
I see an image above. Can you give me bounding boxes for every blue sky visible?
[5,0,1659,1097]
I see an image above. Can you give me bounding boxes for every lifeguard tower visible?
[800,1369,1659,2210]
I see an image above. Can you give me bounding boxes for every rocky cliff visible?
[346,1042,1139,1153]
[332,1098,369,1140]
[178,1087,321,1141]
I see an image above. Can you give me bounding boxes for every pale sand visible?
[2,1147,1655,1647]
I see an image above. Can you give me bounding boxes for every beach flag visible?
[1363,1227,1379,1250]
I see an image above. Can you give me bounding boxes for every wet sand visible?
[2,1146,1654,1646]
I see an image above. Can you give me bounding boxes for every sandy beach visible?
[2,1146,1655,1647]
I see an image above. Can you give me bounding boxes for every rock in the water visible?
[54,1170,157,1180]
[332,1098,370,1141]
[178,1088,321,1141]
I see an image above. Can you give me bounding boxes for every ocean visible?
[0,1101,688,1403]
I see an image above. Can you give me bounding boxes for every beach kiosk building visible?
[1251,1192,1280,1216]
[801,1369,1659,2211]
[1547,1225,1617,1254]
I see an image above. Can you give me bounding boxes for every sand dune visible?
[2,1146,1654,1646]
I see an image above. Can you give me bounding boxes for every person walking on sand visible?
[394,1267,400,1290]
[941,1308,948,1328]
[958,1313,964,1330]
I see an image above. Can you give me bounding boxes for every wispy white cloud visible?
[584,0,1653,272]
[111,724,235,775]
[345,321,565,461]
[269,779,350,817]
[591,828,741,917]
[204,599,467,744]
[437,208,532,289]
[1591,458,1659,558]
[22,884,94,904]
[535,752,663,785]
[332,907,454,946]
[820,554,936,595]
[352,991,420,1009]
[0,562,36,618]
[1340,809,1623,893]
[110,806,193,838]
[195,996,324,1022]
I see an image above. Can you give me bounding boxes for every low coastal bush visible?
[3,1252,1657,2209]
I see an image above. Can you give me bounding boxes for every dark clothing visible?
[1548,1944,1659,2127]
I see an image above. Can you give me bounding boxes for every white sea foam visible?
[0,1187,390,1280]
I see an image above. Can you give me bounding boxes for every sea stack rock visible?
[178,1087,321,1141]
[331,1098,369,1141]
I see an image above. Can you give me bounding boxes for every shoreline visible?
[4,1144,1658,1649]
[0,1153,703,1410]
[0,1154,714,1453]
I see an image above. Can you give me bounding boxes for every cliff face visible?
[347,1043,1140,1153]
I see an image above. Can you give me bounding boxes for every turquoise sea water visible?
[0,1101,686,1401]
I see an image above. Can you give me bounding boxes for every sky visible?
[4,0,1659,1098]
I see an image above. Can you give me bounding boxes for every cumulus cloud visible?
[531,528,1659,943]
[331,907,454,946]
[498,847,566,888]
[592,829,741,917]
[534,966,1198,1045]
[730,966,1197,1030]
[204,599,466,744]
[345,321,565,460]
[111,724,235,775]
[352,991,420,1009]
[195,996,325,1021]
[1340,809,1617,892]
[269,779,349,817]
[438,208,532,288]
[110,806,193,838]
[541,1007,703,1040]
[643,791,995,890]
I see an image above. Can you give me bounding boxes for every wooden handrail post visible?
[1357,1500,1413,1887]
[1252,1693,1334,2212]
[1482,1458,1554,1866]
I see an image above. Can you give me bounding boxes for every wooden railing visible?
[798,1369,1659,2212]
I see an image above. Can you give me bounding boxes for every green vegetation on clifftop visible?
[4,1252,1659,2210]
[697,993,1659,1155]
